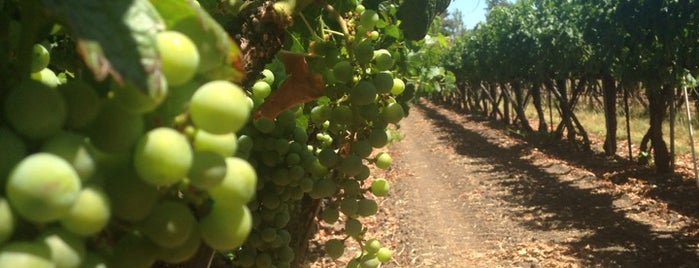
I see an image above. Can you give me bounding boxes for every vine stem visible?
[316,0,351,45]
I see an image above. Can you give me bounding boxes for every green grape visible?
[0,128,26,183]
[0,198,14,244]
[359,10,379,29]
[277,245,294,263]
[105,170,159,222]
[345,218,362,238]
[189,80,250,134]
[252,81,272,100]
[0,242,53,268]
[238,135,254,153]
[370,178,390,196]
[4,80,66,139]
[376,247,392,262]
[357,199,378,217]
[373,72,393,94]
[339,154,363,176]
[273,168,291,186]
[309,178,336,199]
[260,228,277,243]
[274,138,290,155]
[194,130,238,157]
[340,198,358,217]
[261,191,281,209]
[360,257,380,268]
[208,157,257,208]
[355,4,366,14]
[325,239,344,259]
[285,153,301,166]
[341,180,361,196]
[375,152,392,169]
[293,127,308,143]
[318,148,340,168]
[321,207,339,223]
[87,100,144,153]
[6,153,81,223]
[199,204,252,251]
[40,227,86,268]
[351,80,377,106]
[134,127,192,186]
[60,186,110,236]
[299,178,314,193]
[31,44,50,73]
[158,228,201,264]
[381,102,404,124]
[390,78,405,95]
[57,80,100,129]
[156,31,200,86]
[170,16,227,74]
[364,239,380,254]
[31,68,61,88]
[42,131,96,181]
[253,118,276,134]
[370,30,379,40]
[351,140,372,158]
[113,81,168,114]
[109,233,159,268]
[369,129,389,148]
[188,151,227,189]
[261,69,275,85]
[333,61,354,84]
[355,165,371,180]
[310,104,331,124]
[141,201,196,248]
[332,105,354,125]
[354,42,374,66]
[373,49,393,71]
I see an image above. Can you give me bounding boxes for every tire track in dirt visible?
[385,99,699,267]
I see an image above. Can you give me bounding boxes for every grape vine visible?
[0,0,448,267]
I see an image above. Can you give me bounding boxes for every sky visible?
[447,0,488,29]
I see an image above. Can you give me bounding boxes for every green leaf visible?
[42,0,165,95]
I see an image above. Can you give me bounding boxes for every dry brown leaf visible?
[254,51,325,119]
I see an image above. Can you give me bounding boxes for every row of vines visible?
[430,0,699,174]
[0,0,449,267]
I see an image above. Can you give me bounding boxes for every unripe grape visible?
[359,10,379,29]
[333,61,354,84]
[141,201,196,248]
[7,153,81,223]
[345,218,362,237]
[350,80,377,106]
[60,186,110,236]
[156,31,199,86]
[0,128,26,183]
[0,198,14,244]
[105,170,159,222]
[31,68,61,88]
[373,49,393,71]
[190,80,250,134]
[373,71,394,94]
[39,227,86,268]
[87,100,144,153]
[31,44,50,73]
[194,130,238,157]
[261,69,275,85]
[376,247,393,262]
[113,81,168,114]
[340,198,359,217]
[357,198,378,216]
[322,207,339,223]
[390,78,406,95]
[354,42,374,66]
[381,102,405,124]
[364,238,381,254]
[252,80,272,100]
[57,80,100,129]
[0,242,53,268]
[370,178,390,196]
[199,204,252,251]
[208,157,257,208]
[189,151,227,189]
[4,80,66,139]
[42,132,96,181]
[134,127,192,186]
[375,152,392,169]
[325,239,344,259]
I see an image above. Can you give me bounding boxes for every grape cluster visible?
[229,3,406,267]
[0,3,256,267]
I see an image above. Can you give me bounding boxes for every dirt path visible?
[382,100,699,267]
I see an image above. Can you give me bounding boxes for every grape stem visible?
[316,0,350,44]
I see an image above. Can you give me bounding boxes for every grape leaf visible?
[42,0,165,95]
[254,52,325,119]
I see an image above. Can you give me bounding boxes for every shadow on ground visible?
[413,100,699,267]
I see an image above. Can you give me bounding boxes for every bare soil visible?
[308,99,699,267]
